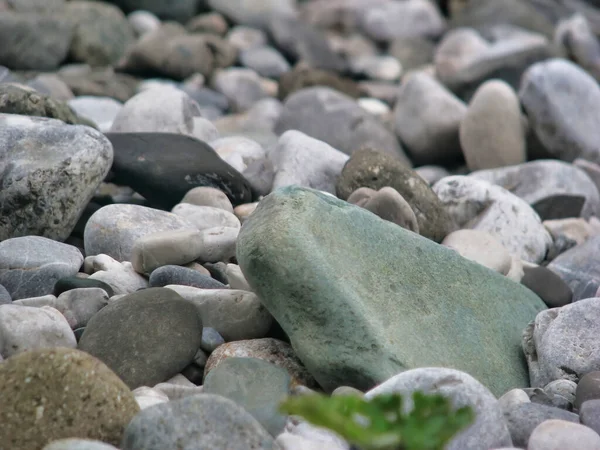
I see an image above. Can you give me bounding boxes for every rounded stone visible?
[0,348,140,449]
[180,186,234,213]
[43,439,120,450]
[200,327,225,353]
[78,287,203,389]
[521,265,573,308]
[528,419,600,450]
[171,203,241,230]
[442,229,513,275]
[120,394,276,450]
[576,371,600,410]
[460,80,526,171]
[149,265,227,289]
[360,187,420,233]
[336,147,456,242]
[53,276,114,297]
[84,203,197,262]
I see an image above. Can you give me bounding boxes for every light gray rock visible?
[15,288,109,329]
[226,264,251,291]
[470,159,600,220]
[364,368,512,450]
[0,236,83,300]
[519,58,600,163]
[433,176,552,263]
[43,439,120,450]
[68,96,123,133]
[504,403,579,448]
[89,261,149,296]
[212,68,270,112]
[191,117,220,142]
[0,114,113,241]
[195,226,239,263]
[84,204,197,262]
[227,26,268,52]
[165,285,272,341]
[358,0,445,42]
[499,389,531,412]
[127,10,161,37]
[121,394,277,450]
[394,71,467,166]
[350,55,402,82]
[171,203,241,230]
[581,399,600,435]
[554,13,600,81]
[528,419,600,450]
[275,87,411,164]
[180,186,234,213]
[460,80,526,171]
[0,304,76,358]
[132,386,170,410]
[415,165,451,185]
[544,379,577,405]
[130,228,204,274]
[209,136,273,196]
[270,130,349,194]
[240,46,290,79]
[109,86,202,135]
[442,229,513,275]
[523,298,600,387]
[208,0,296,30]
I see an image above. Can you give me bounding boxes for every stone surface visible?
[528,420,600,450]
[171,203,241,230]
[277,66,363,101]
[66,1,135,67]
[364,368,511,450]
[109,86,201,135]
[149,265,226,289]
[434,176,552,263]
[203,357,291,436]
[0,114,113,241]
[460,80,526,170]
[212,68,269,112]
[442,229,512,275]
[107,0,199,22]
[270,130,349,195]
[131,229,204,274]
[121,394,276,450]
[68,96,123,133]
[0,304,76,359]
[0,236,84,300]
[521,265,573,308]
[337,148,456,242]
[348,187,420,233]
[504,403,579,448]
[180,186,234,212]
[106,132,254,209]
[0,347,139,449]
[240,46,290,79]
[469,159,600,220]
[581,399,600,435]
[0,12,73,70]
[43,439,120,450]
[275,87,410,164]
[88,260,149,296]
[208,0,296,30]
[204,338,317,389]
[547,235,600,301]
[78,288,203,389]
[84,204,197,262]
[519,58,600,163]
[523,298,600,387]
[394,71,466,166]
[237,186,546,395]
[576,371,600,410]
[165,285,272,341]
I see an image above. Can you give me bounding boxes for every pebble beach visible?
[3,0,600,449]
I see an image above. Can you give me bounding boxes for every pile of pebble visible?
[4,0,600,449]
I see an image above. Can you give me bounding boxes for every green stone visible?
[237,186,547,397]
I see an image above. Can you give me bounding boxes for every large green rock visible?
[237,186,547,397]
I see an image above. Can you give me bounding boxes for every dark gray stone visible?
[275,87,410,164]
[0,114,112,241]
[521,265,573,308]
[548,235,600,301]
[203,357,291,436]
[532,194,586,220]
[53,276,114,297]
[580,399,600,434]
[200,327,225,352]
[78,287,203,389]
[106,132,254,209]
[0,237,83,300]
[0,284,11,304]
[121,394,276,450]
[504,403,579,447]
[149,265,226,289]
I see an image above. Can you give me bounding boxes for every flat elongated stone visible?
[237,186,546,395]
